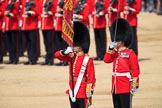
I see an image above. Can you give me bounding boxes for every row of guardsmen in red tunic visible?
[0,0,141,65]
[0,0,41,64]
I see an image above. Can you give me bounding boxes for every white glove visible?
[73,14,83,20]
[47,11,53,15]
[22,14,28,18]
[38,21,41,29]
[109,41,117,50]
[64,46,73,54]
[98,11,104,16]
[41,14,48,18]
[19,20,22,28]
[108,7,117,13]
[55,13,63,17]
[92,11,96,15]
[8,13,14,17]
[27,11,35,15]
[86,93,92,98]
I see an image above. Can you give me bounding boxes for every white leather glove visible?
[86,93,92,98]
[27,11,35,15]
[38,21,41,29]
[98,11,104,16]
[109,41,117,50]
[64,46,73,54]
[108,7,117,13]
[19,20,22,28]
[73,14,83,20]
[55,13,63,17]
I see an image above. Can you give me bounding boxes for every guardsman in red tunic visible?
[0,0,5,63]
[54,0,68,66]
[39,0,56,65]
[86,0,93,14]
[107,0,123,27]
[104,18,140,108]
[91,0,108,60]
[73,0,91,54]
[106,0,124,44]
[54,22,95,108]
[123,0,141,55]
[20,0,40,65]
[73,0,90,28]
[17,1,25,57]
[4,0,20,64]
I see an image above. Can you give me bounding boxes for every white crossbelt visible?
[69,56,89,102]
[112,72,132,79]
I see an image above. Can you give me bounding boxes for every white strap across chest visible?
[69,56,89,102]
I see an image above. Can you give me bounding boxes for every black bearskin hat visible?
[73,22,90,53]
[110,18,133,47]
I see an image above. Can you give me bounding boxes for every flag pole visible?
[62,0,74,98]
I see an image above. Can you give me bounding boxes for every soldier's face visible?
[117,41,125,49]
[73,46,82,53]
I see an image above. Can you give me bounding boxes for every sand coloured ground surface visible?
[0,13,162,108]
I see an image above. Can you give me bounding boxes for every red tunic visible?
[104,48,140,94]
[106,0,124,27]
[0,0,5,30]
[40,0,56,30]
[55,51,95,98]
[86,0,93,14]
[73,2,90,27]
[123,0,141,26]
[91,0,107,29]
[54,0,63,31]
[20,0,40,30]
[4,0,20,31]
[54,12,62,31]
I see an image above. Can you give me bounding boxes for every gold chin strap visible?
[76,50,84,56]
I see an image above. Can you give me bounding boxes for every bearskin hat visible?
[110,18,133,48]
[73,22,90,53]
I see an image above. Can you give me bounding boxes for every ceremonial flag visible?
[62,0,74,46]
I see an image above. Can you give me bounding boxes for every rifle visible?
[127,0,135,6]
[74,5,83,14]
[6,0,16,11]
[57,0,64,15]
[58,0,64,9]
[74,0,86,14]
[44,0,52,12]
[108,0,117,14]
[108,0,117,13]
[25,0,35,11]
[95,0,104,15]
[124,0,135,18]
[110,0,116,7]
